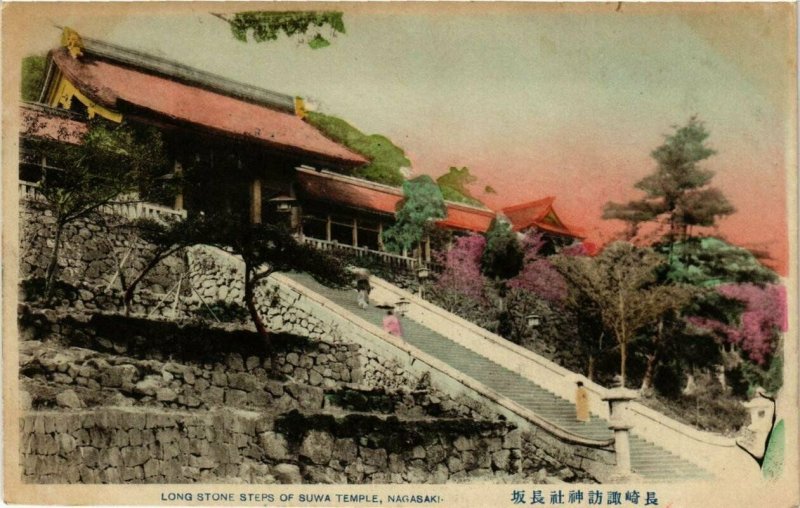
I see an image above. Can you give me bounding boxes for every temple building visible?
[20,31,583,266]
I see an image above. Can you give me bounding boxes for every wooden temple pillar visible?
[378,222,385,251]
[352,218,359,247]
[250,178,262,224]
[173,160,184,211]
[326,214,332,242]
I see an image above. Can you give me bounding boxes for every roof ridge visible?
[501,196,555,213]
[78,35,296,113]
[296,167,495,212]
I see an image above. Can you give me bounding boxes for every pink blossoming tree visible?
[688,283,787,365]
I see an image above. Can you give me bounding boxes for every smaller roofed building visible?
[501,197,584,254]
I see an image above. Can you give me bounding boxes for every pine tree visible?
[604,117,735,241]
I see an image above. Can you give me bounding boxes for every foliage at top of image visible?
[21,54,46,102]
[436,166,484,207]
[604,116,735,241]
[382,175,446,254]
[305,111,409,186]
[218,11,345,49]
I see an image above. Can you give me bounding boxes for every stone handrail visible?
[367,275,756,478]
[369,275,612,417]
[299,236,421,270]
[19,180,187,222]
[271,272,615,451]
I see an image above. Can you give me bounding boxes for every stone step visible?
[282,271,714,482]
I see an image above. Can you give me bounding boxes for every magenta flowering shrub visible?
[689,283,787,365]
[507,231,567,303]
[433,234,488,303]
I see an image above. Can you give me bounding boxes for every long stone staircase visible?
[283,271,715,482]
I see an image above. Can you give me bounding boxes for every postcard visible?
[2,2,797,507]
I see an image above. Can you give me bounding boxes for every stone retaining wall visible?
[20,202,187,295]
[20,407,522,484]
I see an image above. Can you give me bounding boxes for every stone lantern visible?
[602,387,639,478]
[736,389,775,460]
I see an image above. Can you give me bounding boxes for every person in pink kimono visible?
[382,309,403,338]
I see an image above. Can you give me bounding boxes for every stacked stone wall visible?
[19,406,522,484]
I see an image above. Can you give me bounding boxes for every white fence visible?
[299,236,421,271]
[19,180,187,223]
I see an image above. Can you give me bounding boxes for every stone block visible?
[453,435,475,451]
[225,389,248,407]
[447,456,464,473]
[55,390,83,409]
[259,432,289,461]
[156,388,178,403]
[334,438,358,463]
[360,447,388,468]
[188,455,216,469]
[227,372,262,392]
[492,449,511,471]
[503,429,522,449]
[273,463,302,484]
[299,431,334,465]
[306,465,347,483]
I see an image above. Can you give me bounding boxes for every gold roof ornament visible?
[61,27,84,59]
[294,97,307,119]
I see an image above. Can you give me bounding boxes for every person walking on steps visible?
[382,309,403,338]
[575,380,590,423]
[355,270,372,310]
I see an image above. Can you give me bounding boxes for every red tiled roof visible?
[21,104,86,144]
[437,204,496,233]
[501,196,582,238]
[296,169,402,215]
[50,49,368,166]
[297,169,497,233]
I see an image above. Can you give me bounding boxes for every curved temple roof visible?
[48,48,368,167]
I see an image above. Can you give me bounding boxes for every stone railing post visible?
[603,388,639,479]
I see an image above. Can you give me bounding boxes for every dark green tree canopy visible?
[382,175,446,254]
[305,111,409,186]
[216,11,345,49]
[604,117,735,240]
[436,166,483,206]
[481,217,523,280]
[21,54,46,102]
[657,237,778,287]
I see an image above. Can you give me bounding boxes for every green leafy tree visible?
[481,217,523,280]
[436,166,483,206]
[382,175,446,255]
[214,11,345,49]
[21,55,46,102]
[553,242,695,387]
[305,112,409,186]
[658,237,778,287]
[27,120,171,300]
[604,117,735,241]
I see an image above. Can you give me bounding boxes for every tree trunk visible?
[619,341,627,388]
[641,353,657,394]
[587,355,595,381]
[123,251,166,316]
[44,222,65,302]
[244,266,274,374]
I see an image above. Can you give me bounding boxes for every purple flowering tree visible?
[689,283,787,366]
